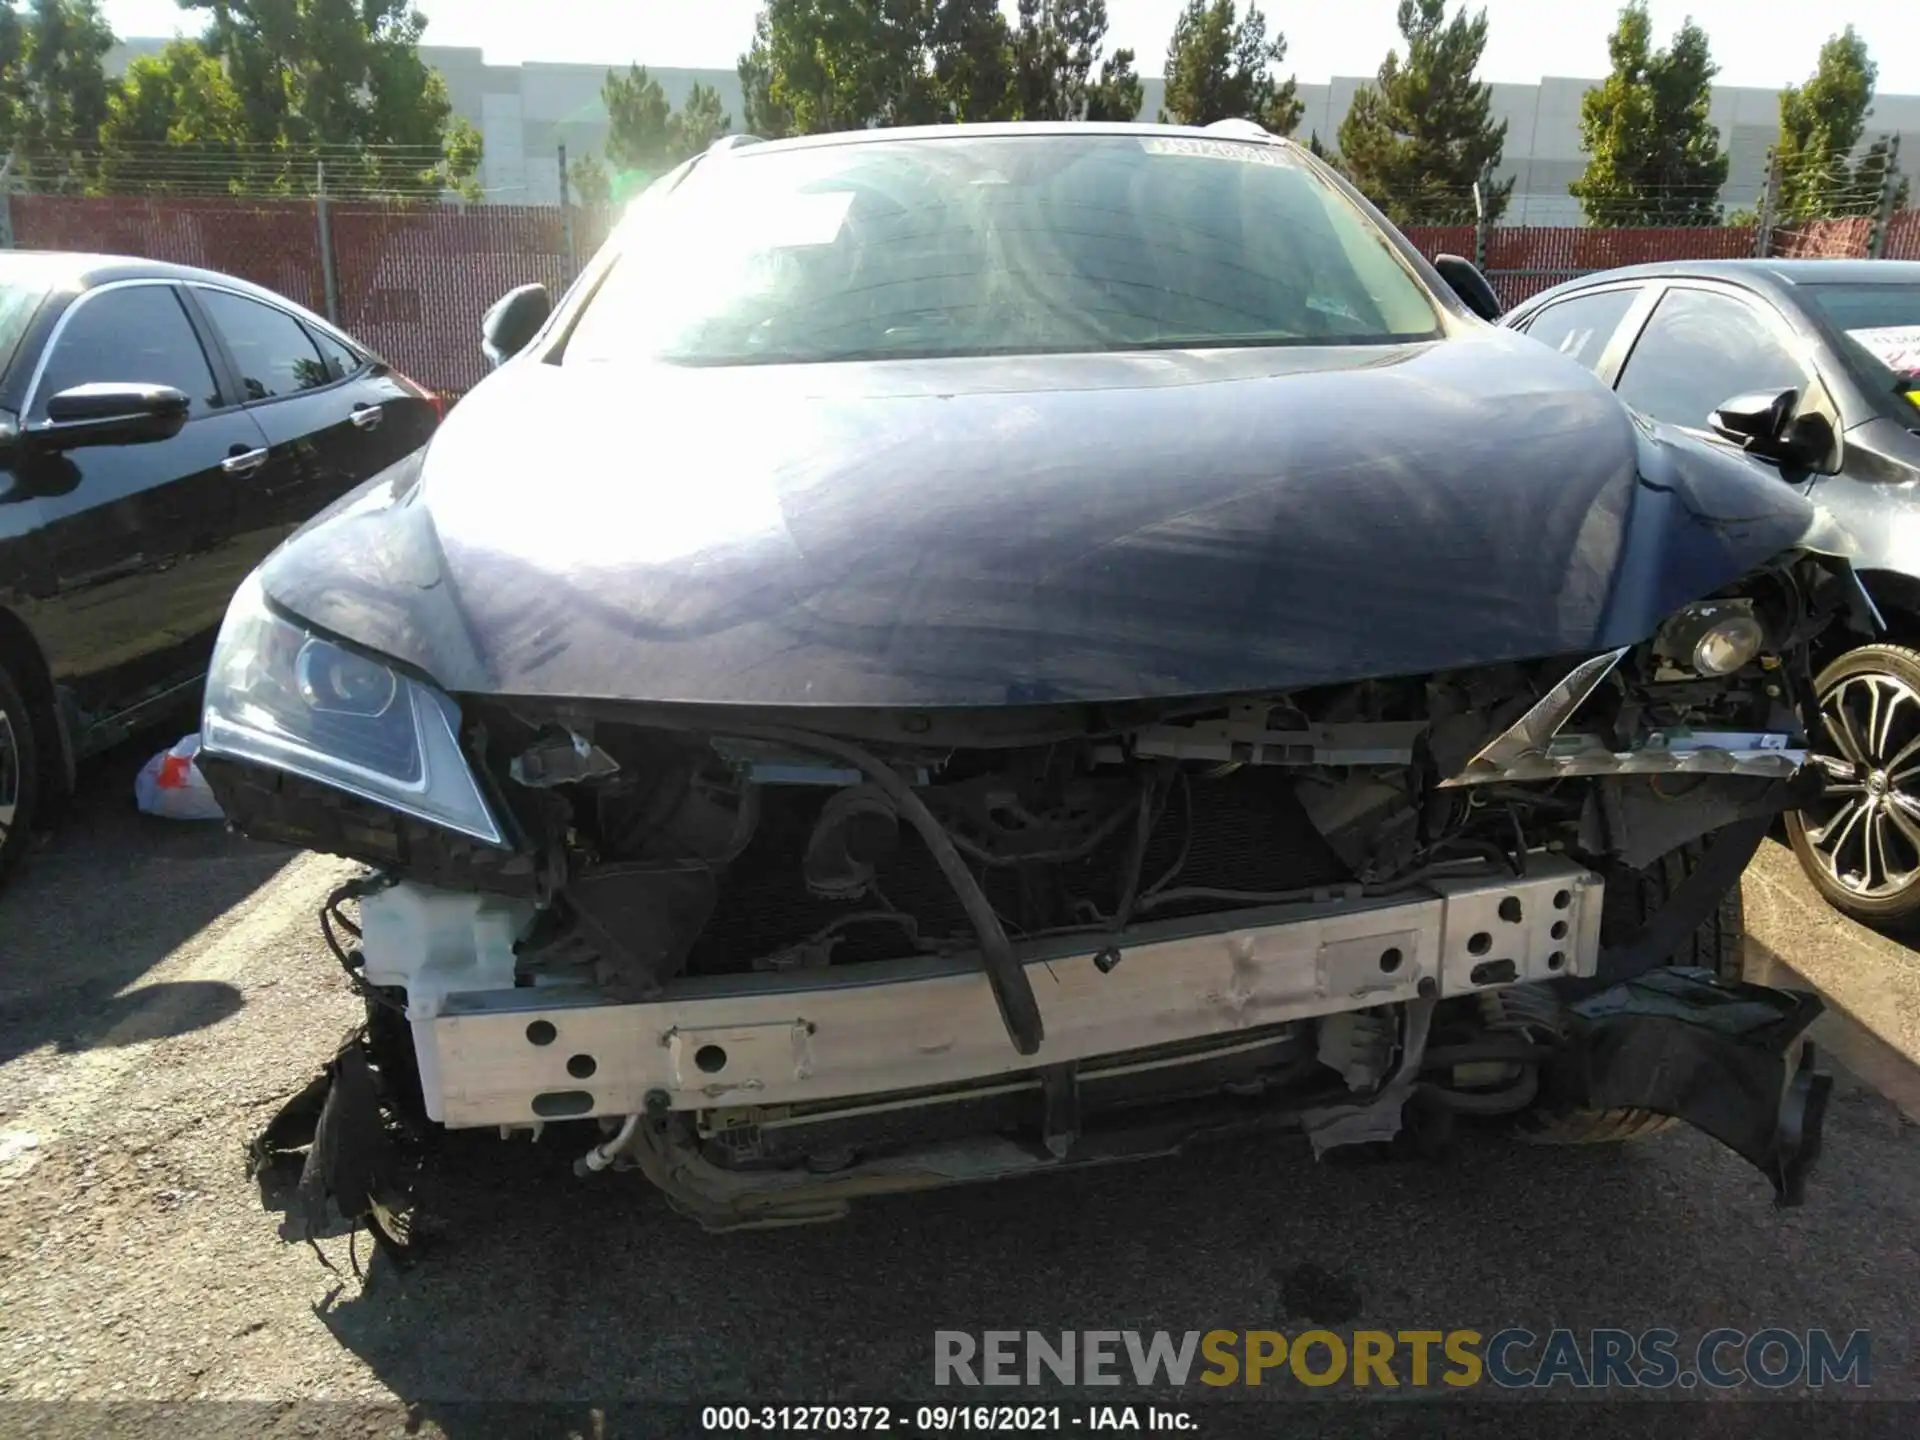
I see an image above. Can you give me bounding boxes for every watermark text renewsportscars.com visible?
[933,1328,1872,1390]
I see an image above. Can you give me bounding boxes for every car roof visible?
[720,119,1298,158]
[1517,258,1920,313]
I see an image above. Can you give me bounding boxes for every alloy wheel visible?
[1801,669,1920,899]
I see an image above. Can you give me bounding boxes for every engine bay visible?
[465,617,1817,1005]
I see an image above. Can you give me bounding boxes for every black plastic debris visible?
[1552,967,1832,1206]
[248,1028,416,1276]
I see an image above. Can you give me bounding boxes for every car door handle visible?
[222,447,270,475]
[350,403,384,431]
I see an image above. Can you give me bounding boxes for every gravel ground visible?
[1,750,1916,1437]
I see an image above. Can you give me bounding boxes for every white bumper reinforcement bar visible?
[361,857,1604,1128]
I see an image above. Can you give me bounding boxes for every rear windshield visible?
[564,133,1442,367]
[1803,283,1920,414]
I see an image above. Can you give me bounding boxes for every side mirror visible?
[1433,253,1502,323]
[482,283,552,368]
[27,383,190,452]
[1710,388,1831,468]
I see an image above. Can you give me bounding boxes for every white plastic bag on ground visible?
[135,734,225,821]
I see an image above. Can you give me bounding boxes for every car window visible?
[0,280,49,385]
[1615,287,1807,432]
[196,289,331,400]
[1519,288,1638,372]
[1801,282,1920,423]
[307,325,363,382]
[33,285,220,418]
[566,133,1442,367]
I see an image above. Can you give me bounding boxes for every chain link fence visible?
[3,183,1916,399]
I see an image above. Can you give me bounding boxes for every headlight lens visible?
[200,574,505,846]
[1655,599,1767,677]
[1692,615,1766,676]
[296,639,399,717]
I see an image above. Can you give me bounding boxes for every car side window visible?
[33,285,221,418]
[1614,287,1807,432]
[1519,288,1639,373]
[307,325,363,382]
[195,288,330,400]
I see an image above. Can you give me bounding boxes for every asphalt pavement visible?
[0,744,1915,1438]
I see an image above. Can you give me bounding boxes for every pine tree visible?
[185,0,481,197]
[1775,28,1894,220]
[1158,1,1301,134]
[1336,0,1509,226]
[9,0,115,190]
[1085,48,1142,122]
[736,0,1024,133]
[1012,1,1137,122]
[1569,3,1729,227]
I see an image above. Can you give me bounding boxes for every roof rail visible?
[707,134,767,154]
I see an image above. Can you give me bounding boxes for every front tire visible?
[1517,837,1744,1144]
[0,658,40,887]
[1785,643,1920,926]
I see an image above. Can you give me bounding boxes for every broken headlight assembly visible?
[200,574,506,846]
[1653,598,1768,678]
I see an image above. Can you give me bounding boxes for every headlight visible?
[1655,600,1767,677]
[1692,615,1766,676]
[200,574,506,846]
[296,640,400,716]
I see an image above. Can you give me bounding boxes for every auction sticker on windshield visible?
[1847,324,1920,374]
[1139,136,1292,167]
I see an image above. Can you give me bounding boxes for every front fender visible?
[1598,417,1822,642]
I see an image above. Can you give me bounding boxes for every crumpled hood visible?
[259,330,1818,708]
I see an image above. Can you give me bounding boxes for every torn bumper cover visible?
[248,1034,417,1271]
[1549,968,1831,1206]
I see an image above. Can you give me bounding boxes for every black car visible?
[1502,260,1920,923]
[204,123,1865,1236]
[0,252,442,881]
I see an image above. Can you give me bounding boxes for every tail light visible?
[395,370,444,423]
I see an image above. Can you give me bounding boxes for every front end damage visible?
[212,548,1866,1233]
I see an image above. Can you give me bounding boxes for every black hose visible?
[320,875,406,1016]
[712,723,1043,1055]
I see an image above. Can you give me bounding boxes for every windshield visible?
[1804,283,1920,414]
[562,133,1442,367]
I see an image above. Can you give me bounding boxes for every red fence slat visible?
[328,202,582,396]
[1775,217,1874,260]
[1886,211,1920,263]
[12,194,324,311]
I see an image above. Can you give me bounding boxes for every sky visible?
[99,0,1918,95]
